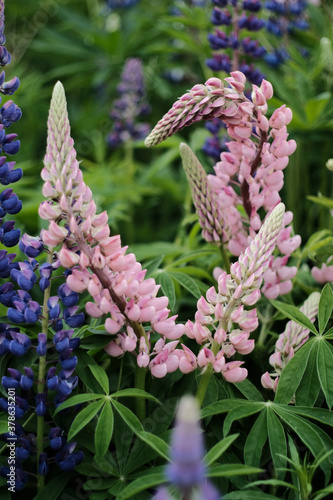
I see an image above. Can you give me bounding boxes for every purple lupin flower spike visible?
[0,0,22,249]
[153,396,220,500]
[107,58,150,148]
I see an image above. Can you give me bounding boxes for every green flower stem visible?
[257,304,274,346]
[36,249,53,492]
[134,365,147,421]
[125,140,135,244]
[196,340,220,407]
[219,243,231,274]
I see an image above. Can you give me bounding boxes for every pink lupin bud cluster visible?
[145,72,300,299]
[179,203,285,383]
[39,82,185,372]
[179,143,224,243]
[261,291,320,392]
[311,258,333,284]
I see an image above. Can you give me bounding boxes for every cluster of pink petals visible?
[146,72,300,299]
[39,82,185,374]
[311,258,333,284]
[178,203,285,383]
[261,291,320,392]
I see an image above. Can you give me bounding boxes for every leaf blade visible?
[270,300,318,335]
[68,399,105,441]
[95,402,114,458]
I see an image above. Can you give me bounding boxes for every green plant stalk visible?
[134,365,147,421]
[196,340,219,407]
[125,140,135,244]
[36,249,53,491]
[219,243,230,274]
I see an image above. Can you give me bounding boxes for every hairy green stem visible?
[219,243,230,274]
[196,340,219,407]
[36,249,53,491]
[134,365,147,421]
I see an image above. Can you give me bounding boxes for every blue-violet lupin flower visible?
[0,0,22,249]
[204,0,266,161]
[264,0,309,67]
[107,58,151,148]
[153,396,220,499]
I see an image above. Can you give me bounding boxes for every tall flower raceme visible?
[204,0,267,161]
[264,0,310,67]
[152,396,220,500]
[261,291,320,392]
[145,71,301,299]
[0,0,22,250]
[39,82,186,377]
[107,58,151,148]
[180,202,285,384]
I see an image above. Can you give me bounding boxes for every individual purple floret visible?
[38,452,49,476]
[107,58,150,148]
[55,442,83,471]
[7,290,41,324]
[19,233,44,258]
[152,396,220,499]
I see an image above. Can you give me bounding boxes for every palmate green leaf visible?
[68,399,105,441]
[110,388,160,404]
[207,464,263,477]
[167,270,201,298]
[84,476,119,491]
[201,399,254,419]
[267,408,287,480]
[53,393,104,416]
[95,402,114,458]
[275,408,331,482]
[234,378,264,402]
[111,400,144,434]
[244,408,267,468]
[204,434,239,466]
[76,351,108,394]
[317,339,333,409]
[31,472,72,500]
[295,341,320,406]
[274,339,314,404]
[323,326,333,339]
[144,255,164,278]
[157,272,176,310]
[281,405,333,427]
[88,364,109,395]
[318,284,333,334]
[115,471,165,500]
[270,300,318,335]
[136,431,170,461]
[223,403,265,436]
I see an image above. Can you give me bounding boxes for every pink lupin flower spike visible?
[182,203,285,382]
[146,72,300,299]
[39,82,185,374]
